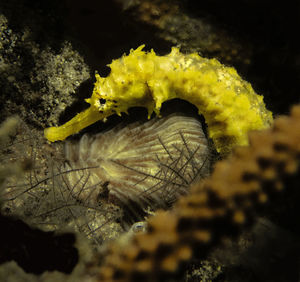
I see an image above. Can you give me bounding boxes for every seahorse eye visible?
[100,98,106,104]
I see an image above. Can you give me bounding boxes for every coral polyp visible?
[64,113,211,220]
[44,45,273,155]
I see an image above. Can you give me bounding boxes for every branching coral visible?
[96,104,300,282]
[44,45,272,155]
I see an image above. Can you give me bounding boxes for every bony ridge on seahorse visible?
[44,45,273,155]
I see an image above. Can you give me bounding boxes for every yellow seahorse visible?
[44,45,273,155]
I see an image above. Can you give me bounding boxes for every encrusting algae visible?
[44,45,273,154]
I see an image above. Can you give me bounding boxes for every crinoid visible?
[64,112,211,224]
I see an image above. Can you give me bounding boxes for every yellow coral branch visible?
[44,45,273,154]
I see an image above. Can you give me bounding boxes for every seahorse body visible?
[44,45,272,154]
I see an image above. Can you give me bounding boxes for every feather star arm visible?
[44,45,273,155]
